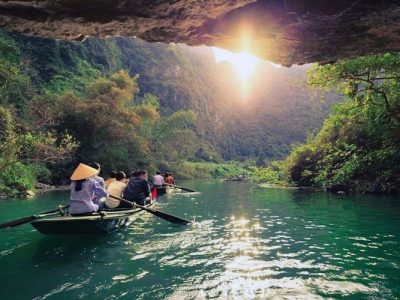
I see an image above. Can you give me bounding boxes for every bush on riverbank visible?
[283,53,400,193]
[179,161,249,179]
[247,165,285,185]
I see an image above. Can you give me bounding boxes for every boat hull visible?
[31,204,153,235]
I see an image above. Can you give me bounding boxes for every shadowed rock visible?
[1,0,400,65]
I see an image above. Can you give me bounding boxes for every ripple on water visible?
[33,279,90,300]
[1,187,398,300]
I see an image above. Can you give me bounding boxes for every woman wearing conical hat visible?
[69,163,107,215]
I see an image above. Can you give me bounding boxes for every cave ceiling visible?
[1,0,400,65]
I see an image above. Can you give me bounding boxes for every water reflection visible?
[164,203,389,299]
[0,183,399,299]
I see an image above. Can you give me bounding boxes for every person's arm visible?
[93,181,107,199]
[143,180,150,197]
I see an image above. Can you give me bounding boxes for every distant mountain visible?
[2,32,341,161]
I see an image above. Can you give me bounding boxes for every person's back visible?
[70,179,100,214]
[69,163,107,215]
[165,174,175,185]
[153,171,165,187]
[104,171,117,189]
[124,170,150,205]
[89,162,105,188]
[105,171,127,209]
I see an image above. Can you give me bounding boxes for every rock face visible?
[1,0,400,65]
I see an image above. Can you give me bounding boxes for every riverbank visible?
[177,161,249,179]
[0,183,69,199]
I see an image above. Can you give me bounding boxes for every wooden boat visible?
[31,202,155,235]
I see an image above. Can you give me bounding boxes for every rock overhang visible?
[1,0,400,66]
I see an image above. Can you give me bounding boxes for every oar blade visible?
[110,195,191,225]
[144,207,191,225]
[0,216,36,229]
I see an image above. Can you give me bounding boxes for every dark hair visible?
[90,162,101,170]
[116,171,126,181]
[156,171,161,175]
[138,170,147,176]
[74,179,86,192]
[131,170,138,177]
[109,171,117,178]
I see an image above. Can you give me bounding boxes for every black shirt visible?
[123,176,150,201]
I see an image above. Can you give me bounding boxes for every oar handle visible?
[0,204,69,229]
[117,197,136,208]
[108,195,142,208]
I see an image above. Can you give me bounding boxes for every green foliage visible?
[285,53,400,193]
[193,146,223,163]
[0,162,37,193]
[1,31,338,164]
[248,166,281,184]
[0,32,20,64]
[0,60,34,113]
[181,161,248,179]
[44,60,101,96]
[0,30,340,193]
[57,70,198,175]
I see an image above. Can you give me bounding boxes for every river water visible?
[0,180,399,299]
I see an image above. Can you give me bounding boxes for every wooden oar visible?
[165,184,197,193]
[109,195,191,225]
[0,205,69,229]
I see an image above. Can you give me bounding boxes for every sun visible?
[212,47,260,81]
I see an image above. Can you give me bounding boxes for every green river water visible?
[0,180,399,299]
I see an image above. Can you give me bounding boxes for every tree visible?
[284,53,400,193]
[0,106,78,191]
[308,53,400,125]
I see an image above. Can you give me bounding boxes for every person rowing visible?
[69,163,107,216]
[165,172,175,185]
[123,170,151,206]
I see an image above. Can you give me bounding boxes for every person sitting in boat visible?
[163,172,169,183]
[69,163,107,216]
[165,172,175,185]
[105,171,128,209]
[89,162,105,188]
[104,171,117,189]
[123,170,151,206]
[153,171,165,188]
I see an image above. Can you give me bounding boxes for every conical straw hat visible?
[70,163,99,180]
